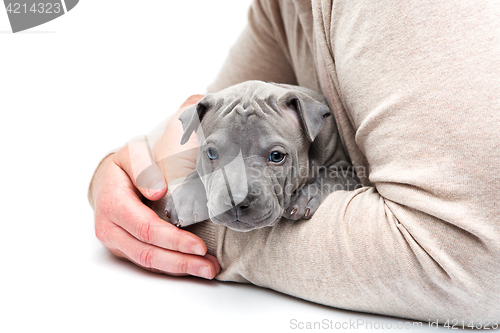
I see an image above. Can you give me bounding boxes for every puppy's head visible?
[178,81,331,231]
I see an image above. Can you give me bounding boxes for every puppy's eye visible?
[269,151,285,164]
[207,147,219,160]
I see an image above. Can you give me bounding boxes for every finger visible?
[104,223,217,279]
[204,253,221,276]
[115,137,167,201]
[104,185,207,256]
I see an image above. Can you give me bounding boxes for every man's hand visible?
[90,95,220,279]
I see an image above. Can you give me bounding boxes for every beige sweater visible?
[103,0,500,324]
[182,0,500,323]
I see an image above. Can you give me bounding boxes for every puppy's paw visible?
[283,183,325,220]
[164,174,209,228]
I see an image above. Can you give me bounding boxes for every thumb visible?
[115,135,167,200]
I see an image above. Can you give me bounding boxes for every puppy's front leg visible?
[165,171,209,227]
[283,166,360,220]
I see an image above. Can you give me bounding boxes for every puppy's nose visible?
[236,197,251,212]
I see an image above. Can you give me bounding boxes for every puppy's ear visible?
[279,90,332,142]
[178,97,212,145]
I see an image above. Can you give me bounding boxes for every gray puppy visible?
[164,81,359,232]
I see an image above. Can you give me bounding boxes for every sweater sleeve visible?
[196,187,499,324]
[206,0,298,92]
[180,0,500,325]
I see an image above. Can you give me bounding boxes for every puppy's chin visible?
[210,209,283,232]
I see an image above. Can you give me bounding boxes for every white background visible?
[0,1,447,332]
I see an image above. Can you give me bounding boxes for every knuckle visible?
[167,228,182,251]
[173,257,189,274]
[137,222,153,244]
[138,248,155,268]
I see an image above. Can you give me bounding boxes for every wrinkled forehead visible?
[213,81,290,103]
[201,82,302,136]
[201,115,295,154]
[206,81,300,119]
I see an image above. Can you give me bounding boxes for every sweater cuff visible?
[184,222,219,257]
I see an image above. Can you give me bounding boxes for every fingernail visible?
[198,266,212,279]
[136,165,166,191]
[146,182,166,198]
[192,244,205,256]
[305,208,310,217]
[151,180,166,192]
[291,207,298,215]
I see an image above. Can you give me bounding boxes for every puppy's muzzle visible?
[209,176,281,231]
